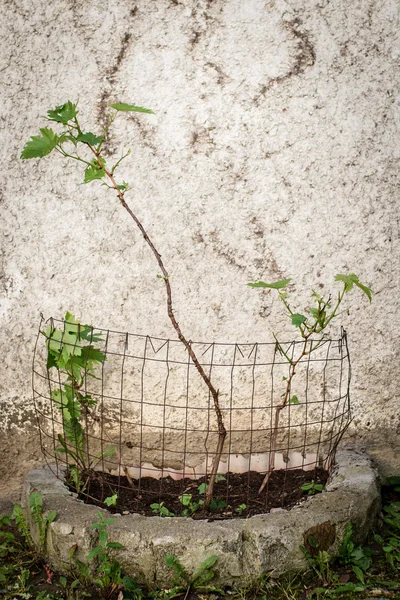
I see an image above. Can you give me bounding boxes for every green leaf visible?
[47,351,58,370]
[247,278,291,290]
[21,128,59,159]
[107,541,124,549]
[122,576,141,593]
[352,565,365,584]
[80,345,106,366]
[12,504,24,523]
[99,530,108,547]
[110,102,154,114]
[84,164,106,184]
[333,583,364,593]
[101,446,116,459]
[46,510,57,524]
[29,491,43,512]
[291,313,307,327]
[289,395,300,405]
[87,546,102,560]
[47,101,77,124]
[179,494,192,506]
[308,534,318,548]
[198,483,207,495]
[335,273,372,301]
[76,132,103,146]
[387,476,400,486]
[104,494,118,507]
[198,555,217,571]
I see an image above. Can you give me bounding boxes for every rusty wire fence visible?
[32,315,351,514]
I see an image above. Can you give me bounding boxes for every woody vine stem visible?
[90,147,226,509]
[21,101,226,509]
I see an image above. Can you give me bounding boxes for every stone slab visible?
[22,450,380,587]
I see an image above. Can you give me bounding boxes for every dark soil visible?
[70,467,329,519]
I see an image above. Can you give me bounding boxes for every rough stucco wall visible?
[1,0,399,492]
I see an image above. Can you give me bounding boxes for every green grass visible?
[1,483,399,600]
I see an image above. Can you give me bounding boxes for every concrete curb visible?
[23,450,380,587]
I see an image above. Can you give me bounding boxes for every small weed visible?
[13,490,57,554]
[87,511,124,591]
[150,502,175,517]
[236,503,247,515]
[301,540,334,586]
[300,481,325,496]
[104,494,118,508]
[337,522,372,584]
[163,553,222,596]
[374,493,400,570]
[179,493,203,516]
[179,477,228,516]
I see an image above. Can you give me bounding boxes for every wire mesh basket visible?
[32,315,351,516]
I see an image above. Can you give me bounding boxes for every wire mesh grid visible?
[32,316,351,515]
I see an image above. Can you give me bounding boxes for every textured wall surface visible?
[1,0,399,493]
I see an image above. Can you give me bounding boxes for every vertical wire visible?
[46,317,60,475]
[328,330,351,470]
[57,317,70,481]
[82,321,91,474]
[314,339,332,469]
[66,315,85,477]
[159,340,170,504]
[325,337,341,467]
[226,344,238,509]
[302,338,313,471]
[118,332,129,499]
[33,315,48,470]
[282,340,296,505]
[266,342,278,508]
[100,329,110,484]
[248,343,258,507]
[181,340,191,507]
[137,336,149,507]
[45,318,56,471]
[203,343,216,482]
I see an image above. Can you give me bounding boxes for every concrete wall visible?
[1,0,399,495]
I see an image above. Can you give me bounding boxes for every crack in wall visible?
[97,24,135,155]
[254,17,316,103]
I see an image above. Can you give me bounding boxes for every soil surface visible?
[70,467,329,519]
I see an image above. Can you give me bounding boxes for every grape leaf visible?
[47,101,77,123]
[247,279,291,289]
[83,164,106,183]
[76,132,103,145]
[335,273,372,301]
[110,102,154,114]
[291,313,307,327]
[21,128,59,159]
[289,395,300,405]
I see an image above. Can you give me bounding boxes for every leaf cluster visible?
[375,493,400,569]
[248,273,372,338]
[337,523,372,584]
[163,553,221,596]
[300,480,325,496]
[248,273,372,413]
[21,100,154,188]
[12,491,56,557]
[44,313,113,482]
[179,477,227,516]
[150,502,175,517]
